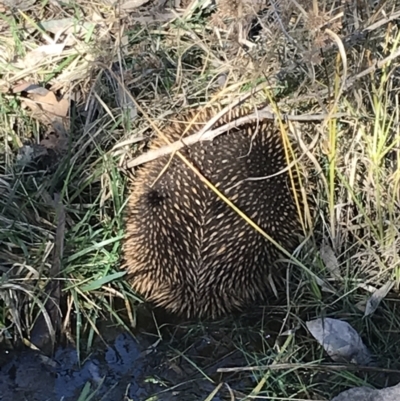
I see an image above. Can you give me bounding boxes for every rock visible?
[331,382,400,401]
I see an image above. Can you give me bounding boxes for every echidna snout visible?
[122,107,304,320]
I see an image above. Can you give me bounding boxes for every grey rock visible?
[331,382,400,401]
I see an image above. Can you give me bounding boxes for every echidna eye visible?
[146,189,167,207]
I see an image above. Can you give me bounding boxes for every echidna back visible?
[123,107,303,319]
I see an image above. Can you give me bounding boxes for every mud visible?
[2,306,399,401]
[0,316,253,401]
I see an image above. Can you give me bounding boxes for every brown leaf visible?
[13,82,49,96]
[40,131,68,153]
[27,90,69,118]
[19,88,70,158]
[21,89,69,139]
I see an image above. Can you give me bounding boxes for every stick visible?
[217,362,400,374]
[126,110,347,168]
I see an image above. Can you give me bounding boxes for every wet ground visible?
[0,309,257,401]
[2,305,400,401]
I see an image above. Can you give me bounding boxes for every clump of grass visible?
[1,0,400,399]
[0,2,144,353]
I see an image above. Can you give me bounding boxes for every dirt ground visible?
[0,317,254,401]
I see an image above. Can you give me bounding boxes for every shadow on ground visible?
[0,309,256,401]
[2,304,400,401]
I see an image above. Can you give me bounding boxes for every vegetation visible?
[1,0,400,399]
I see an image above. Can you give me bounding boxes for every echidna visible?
[122,106,305,320]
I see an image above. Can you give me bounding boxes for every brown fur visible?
[122,106,305,320]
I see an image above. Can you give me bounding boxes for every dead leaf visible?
[307,317,372,365]
[13,82,49,96]
[115,79,137,121]
[1,0,36,11]
[40,18,94,36]
[120,0,151,10]
[13,86,69,169]
[364,281,394,317]
[40,18,95,46]
[320,239,341,279]
[20,88,70,150]
[40,128,68,154]
[16,43,65,69]
[22,89,69,125]
[0,80,9,93]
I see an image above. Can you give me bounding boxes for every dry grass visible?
[1,0,400,399]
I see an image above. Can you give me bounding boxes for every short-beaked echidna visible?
[122,106,305,320]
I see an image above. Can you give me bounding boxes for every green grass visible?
[1,0,400,400]
[0,93,138,340]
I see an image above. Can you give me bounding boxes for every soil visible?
[2,305,400,401]
[0,309,258,401]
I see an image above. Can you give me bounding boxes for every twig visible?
[364,10,400,34]
[126,110,346,168]
[280,46,400,107]
[344,47,400,89]
[217,362,400,374]
[316,10,400,56]
[125,25,400,169]
[187,81,272,141]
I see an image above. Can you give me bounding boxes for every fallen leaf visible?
[13,82,49,96]
[22,89,69,123]
[19,88,69,155]
[1,0,36,11]
[39,18,95,46]
[116,81,137,121]
[364,281,394,317]
[320,239,341,279]
[40,132,67,152]
[120,0,151,10]
[315,275,335,294]
[0,80,9,93]
[40,18,94,36]
[16,43,65,69]
[306,317,372,365]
